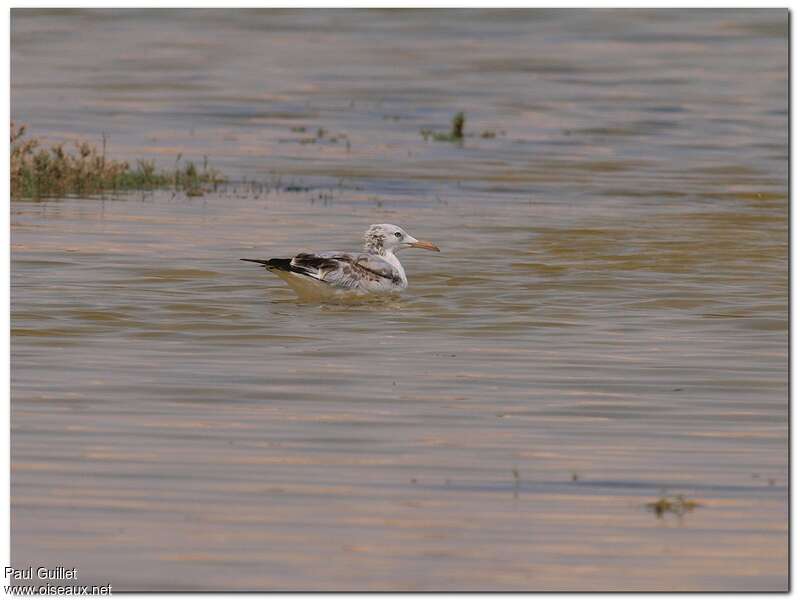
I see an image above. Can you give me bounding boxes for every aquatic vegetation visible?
[11,122,224,198]
[420,111,466,142]
[646,494,701,518]
[480,129,506,139]
[291,125,350,148]
[450,111,465,139]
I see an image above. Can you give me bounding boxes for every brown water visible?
[11,9,788,591]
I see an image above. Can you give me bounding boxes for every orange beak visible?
[409,240,440,252]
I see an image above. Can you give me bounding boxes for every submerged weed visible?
[292,126,349,147]
[421,111,466,143]
[646,494,701,518]
[451,111,465,140]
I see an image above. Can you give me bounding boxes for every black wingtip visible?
[241,258,293,272]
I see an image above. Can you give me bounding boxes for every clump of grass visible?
[420,111,466,142]
[646,494,701,518]
[11,122,224,199]
[171,154,222,197]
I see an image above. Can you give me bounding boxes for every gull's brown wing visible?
[290,252,401,291]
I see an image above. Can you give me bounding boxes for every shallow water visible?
[11,9,788,591]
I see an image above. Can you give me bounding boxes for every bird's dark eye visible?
[394,232,402,238]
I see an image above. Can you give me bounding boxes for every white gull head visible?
[362,224,440,255]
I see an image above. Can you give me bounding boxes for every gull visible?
[241,224,440,299]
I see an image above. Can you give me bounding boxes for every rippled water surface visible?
[11,9,788,591]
